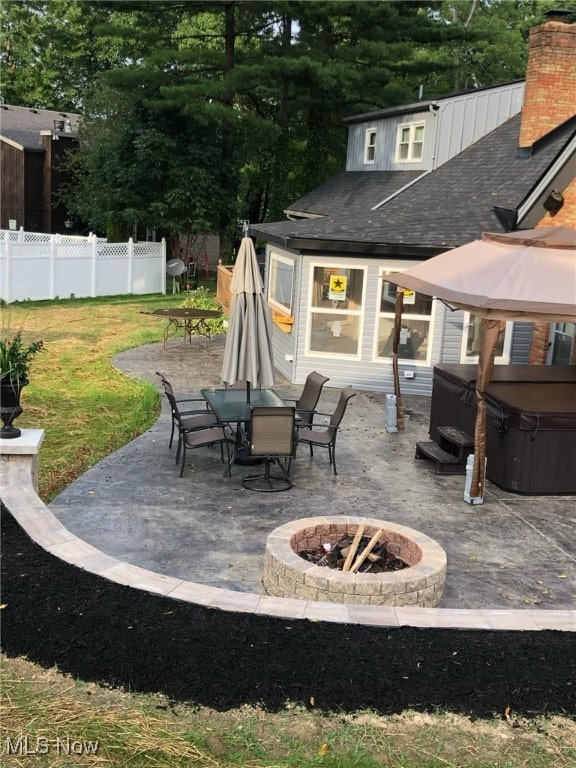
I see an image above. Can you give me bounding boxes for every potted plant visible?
[0,327,44,439]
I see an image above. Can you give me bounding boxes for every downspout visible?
[429,102,442,171]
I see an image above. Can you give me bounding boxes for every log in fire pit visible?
[263,516,446,607]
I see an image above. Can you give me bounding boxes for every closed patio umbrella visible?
[221,232,275,401]
[386,226,576,502]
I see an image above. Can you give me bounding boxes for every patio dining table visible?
[201,387,289,423]
[142,308,222,349]
[201,387,296,465]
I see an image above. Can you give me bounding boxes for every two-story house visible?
[252,10,576,396]
[0,104,81,233]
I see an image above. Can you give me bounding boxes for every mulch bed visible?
[1,504,574,717]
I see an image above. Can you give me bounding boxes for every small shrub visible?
[179,287,227,335]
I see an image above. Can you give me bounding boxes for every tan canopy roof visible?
[386,226,576,322]
[386,226,576,502]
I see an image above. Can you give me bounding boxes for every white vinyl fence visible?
[0,229,166,303]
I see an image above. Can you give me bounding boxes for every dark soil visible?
[1,504,575,718]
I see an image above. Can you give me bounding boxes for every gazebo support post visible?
[469,318,501,502]
[392,292,405,431]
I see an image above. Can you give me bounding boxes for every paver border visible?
[1,431,574,633]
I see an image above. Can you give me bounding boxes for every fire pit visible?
[263,516,447,607]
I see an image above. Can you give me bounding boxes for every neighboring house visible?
[0,105,81,233]
[252,11,576,395]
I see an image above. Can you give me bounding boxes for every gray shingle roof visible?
[0,104,81,149]
[286,170,422,217]
[254,113,576,253]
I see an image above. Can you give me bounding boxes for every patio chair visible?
[179,420,230,478]
[156,372,217,455]
[296,386,356,475]
[283,371,329,427]
[157,371,211,411]
[241,407,296,492]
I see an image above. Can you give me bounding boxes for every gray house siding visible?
[264,243,538,397]
[346,81,525,174]
[269,250,442,395]
[510,322,533,364]
[345,111,434,173]
[265,246,300,383]
[437,310,533,367]
[434,83,525,167]
[441,309,466,363]
[270,319,295,381]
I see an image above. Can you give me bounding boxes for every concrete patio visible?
[48,335,576,611]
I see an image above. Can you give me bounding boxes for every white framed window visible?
[267,252,295,315]
[548,322,575,365]
[396,122,425,162]
[375,268,435,364]
[364,129,377,164]
[460,313,512,364]
[306,263,366,358]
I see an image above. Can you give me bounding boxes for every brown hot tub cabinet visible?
[427,364,576,495]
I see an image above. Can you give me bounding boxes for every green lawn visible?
[2,290,215,501]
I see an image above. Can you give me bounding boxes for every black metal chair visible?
[241,407,296,492]
[296,386,356,475]
[284,371,329,427]
[156,372,217,457]
[157,371,212,415]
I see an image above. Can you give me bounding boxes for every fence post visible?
[18,226,24,243]
[4,233,12,303]
[127,237,134,293]
[49,234,56,299]
[91,234,98,297]
[161,238,167,295]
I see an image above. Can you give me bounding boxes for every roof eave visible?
[343,102,438,124]
[253,228,449,258]
[0,136,28,151]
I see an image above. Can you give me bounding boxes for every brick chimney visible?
[519,9,576,148]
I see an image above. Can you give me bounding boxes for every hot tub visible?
[429,364,576,495]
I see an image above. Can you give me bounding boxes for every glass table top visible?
[201,388,287,423]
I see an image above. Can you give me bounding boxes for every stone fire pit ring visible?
[264,516,447,607]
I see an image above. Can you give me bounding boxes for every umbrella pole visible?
[392,292,405,431]
[468,319,500,503]
[247,381,251,404]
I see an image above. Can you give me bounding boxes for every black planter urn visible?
[0,377,29,439]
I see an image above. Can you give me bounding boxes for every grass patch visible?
[1,656,575,768]
[2,291,212,501]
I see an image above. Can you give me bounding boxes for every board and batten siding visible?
[346,81,525,173]
[434,82,525,168]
